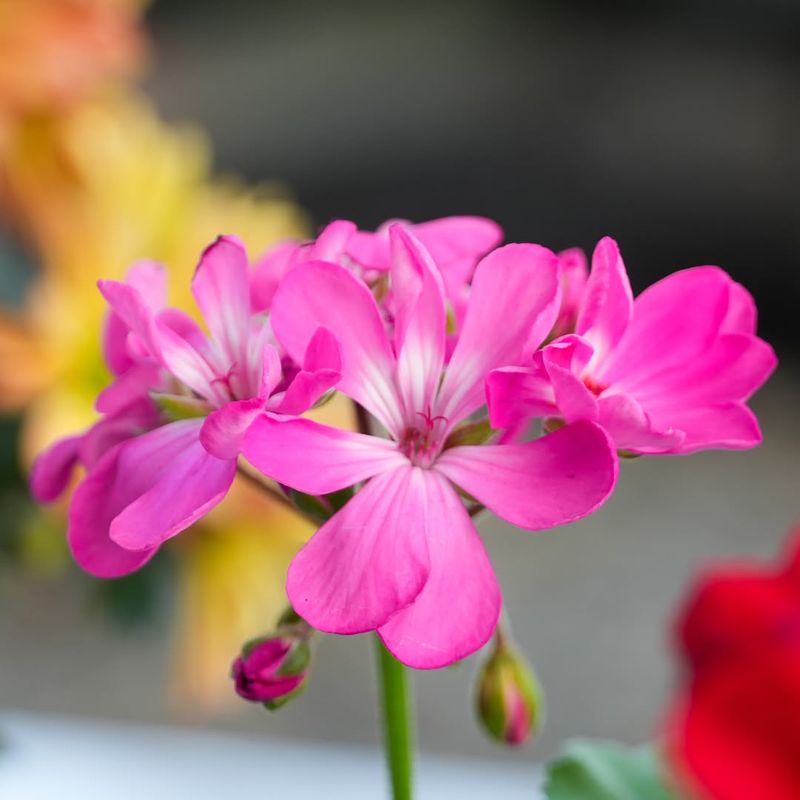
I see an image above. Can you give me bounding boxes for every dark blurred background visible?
[2,0,799,773]
[147,0,799,351]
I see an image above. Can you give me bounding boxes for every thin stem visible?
[235,463,319,526]
[374,636,415,800]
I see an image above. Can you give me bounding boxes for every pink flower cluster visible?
[31,217,776,669]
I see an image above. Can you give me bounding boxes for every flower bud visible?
[475,632,543,746]
[232,612,313,710]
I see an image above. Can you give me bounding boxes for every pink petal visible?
[274,328,341,414]
[597,266,733,389]
[201,399,265,460]
[95,364,162,415]
[438,243,561,424]
[596,392,685,453]
[378,470,500,669]
[486,366,555,429]
[647,402,763,453]
[242,415,408,495]
[412,216,503,283]
[101,260,166,375]
[192,235,251,370]
[634,333,776,412]
[250,241,302,312]
[276,369,340,416]
[575,237,633,367]
[722,281,757,334]
[270,261,403,435]
[389,225,446,418]
[30,434,83,503]
[78,397,160,469]
[309,220,356,260]
[97,278,161,362]
[435,420,617,530]
[68,443,159,578]
[538,335,598,422]
[256,340,283,400]
[302,325,342,374]
[101,420,235,551]
[286,466,430,634]
[551,247,589,337]
[152,316,221,404]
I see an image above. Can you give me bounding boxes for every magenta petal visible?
[309,220,356,261]
[436,420,617,530]
[276,369,340,415]
[486,366,555,429]
[634,333,777,412]
[192,235,252,369]
[78,398,159,469]
[68,444,160,578]
[598,267,733,388]
[389,225,446,417]
[275,326,342,413]
[722,281,757,334]
[540,335,598,422]
[30,434,83,503]
[270,261,403,434]
[439,243,560,423]
[152,317,220,403]
[648,402,763,453]
[575,237,633,365]
[201,399,265,459]
[97,278,161,361]
[596,392,685,453]
[100,420,235,551]
[95,364,162,415]
[412,216,503,283]
[286,466,430,634]
[378,470,500,669]
[101,260,166,375]
[250,241,302,312]
[243,415,408,495]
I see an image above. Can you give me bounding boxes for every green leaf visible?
[543,740,676,800]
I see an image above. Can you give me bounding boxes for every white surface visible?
[0,712,541,799]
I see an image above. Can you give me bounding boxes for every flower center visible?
[583,375,607,396]
[399,407,448,467]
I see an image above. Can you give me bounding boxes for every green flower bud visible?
[476,632,543,746]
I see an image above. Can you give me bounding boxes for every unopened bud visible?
[232,611,313,710]
[475,632,543,746]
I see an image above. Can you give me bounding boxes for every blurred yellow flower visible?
[0,90,338,712]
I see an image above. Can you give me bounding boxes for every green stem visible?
[374,636,415,800]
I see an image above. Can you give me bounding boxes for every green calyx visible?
[151,392,212,421]
[444,418,495,449]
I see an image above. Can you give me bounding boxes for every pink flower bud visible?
[232,616,312,709]
[476,633,543,746]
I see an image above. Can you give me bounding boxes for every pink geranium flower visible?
[250,216,502,346]
[242,226,617,669]
[487,237,777,454]
[31,236,340,577]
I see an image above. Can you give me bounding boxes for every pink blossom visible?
[487,237,777,455]
[549,247,589,340]
[232,637,310,705]
[31,236,340,577]
[242,226,617,669]
[251,216,502,347]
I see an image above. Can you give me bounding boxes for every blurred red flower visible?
[667,529,800,799]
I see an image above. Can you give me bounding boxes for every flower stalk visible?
[375,636,415,800]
